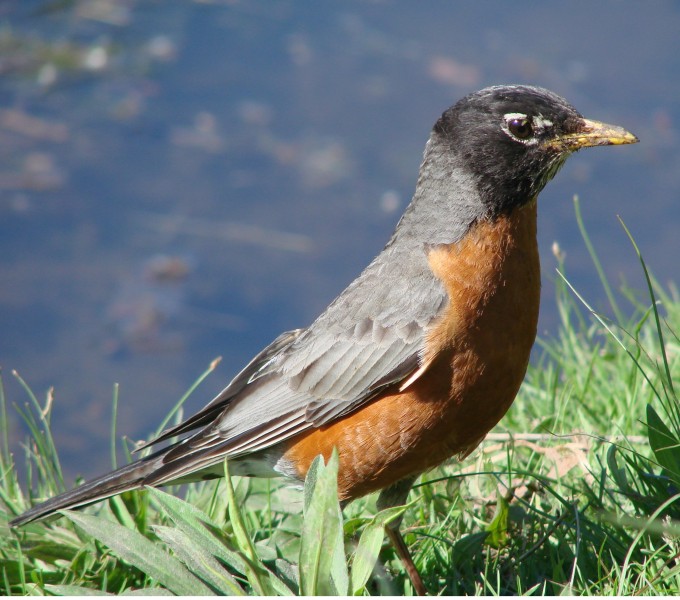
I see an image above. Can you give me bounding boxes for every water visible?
[1,1,678,482]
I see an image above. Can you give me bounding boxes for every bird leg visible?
[385,524,427,596]
[377,476,427,596]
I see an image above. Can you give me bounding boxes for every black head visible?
[433,85,638,216]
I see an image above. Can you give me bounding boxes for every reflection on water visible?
[1,1,678,481]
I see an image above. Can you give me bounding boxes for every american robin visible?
[10,85,637,594]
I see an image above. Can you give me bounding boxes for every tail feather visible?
[9,451,166,527]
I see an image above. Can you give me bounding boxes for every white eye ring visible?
[502,112,554,145]
[502,112,537,144]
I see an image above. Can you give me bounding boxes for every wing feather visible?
[134,244,449,480]
[135,329,304,451]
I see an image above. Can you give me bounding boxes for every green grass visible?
[2,197,680,595]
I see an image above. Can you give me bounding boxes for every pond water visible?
[1,1,678,482]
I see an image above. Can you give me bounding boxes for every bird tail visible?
[9,450,166,527]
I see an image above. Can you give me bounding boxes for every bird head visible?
[433,85,638,216]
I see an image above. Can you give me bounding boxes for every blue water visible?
[1,1,678,481]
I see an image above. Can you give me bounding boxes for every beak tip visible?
[583,118,639,147]
[613,131,639,146]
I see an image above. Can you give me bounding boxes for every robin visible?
[10,85,637,594]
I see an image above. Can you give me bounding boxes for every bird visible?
[10,85,637,594]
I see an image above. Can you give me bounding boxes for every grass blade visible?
[350,505,407,595]
[618,217,677,408]
[299,450,348,596]
[153,525,245,595]
[573,196,624,324]
[110,383,119,470]
[148,487,247,580]
[62,510,212,596]
[44,584,112,595]
[646,404,680,486]
[153,358,222,439]
[222,460,274,595]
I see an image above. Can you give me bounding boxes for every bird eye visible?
[507,117,534,140]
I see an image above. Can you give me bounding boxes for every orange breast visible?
[281,201,541,501]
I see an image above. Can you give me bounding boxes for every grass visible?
[2,197,680,595]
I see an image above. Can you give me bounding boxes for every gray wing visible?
[136,327,306,451]
[141,244,448,481]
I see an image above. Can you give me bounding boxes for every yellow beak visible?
[547,118,639,152]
